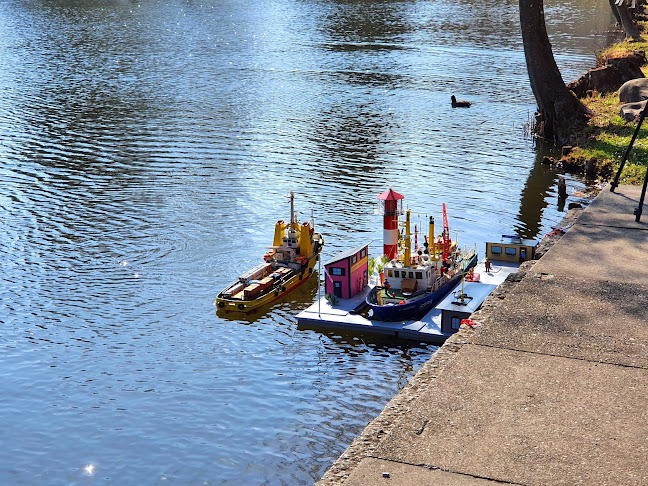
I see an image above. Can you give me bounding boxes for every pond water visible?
[0,0,615,484]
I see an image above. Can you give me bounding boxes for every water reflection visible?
[513,143,563,239]
[216,272,321,322]
[319,0,417,43]
[309,104,389,167]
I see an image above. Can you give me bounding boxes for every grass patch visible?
[598,39,648,64]
[565,69,648,185]
[559,7,647,185]
[569,90,648,185]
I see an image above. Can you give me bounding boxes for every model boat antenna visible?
[442,203,450,260]
[290,191,297,225]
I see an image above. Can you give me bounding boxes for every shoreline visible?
[547,4,648,184]
[315,199,591,484]
[318,183,648,484]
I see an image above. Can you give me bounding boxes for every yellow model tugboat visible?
[216,192,324,314]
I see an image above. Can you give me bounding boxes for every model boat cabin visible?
[324,244,369,299]
[486,235,537,263]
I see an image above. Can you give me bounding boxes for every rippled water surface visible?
[1,0,614,483]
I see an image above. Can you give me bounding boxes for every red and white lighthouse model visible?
[377,187,404,260]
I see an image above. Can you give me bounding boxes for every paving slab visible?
[342,458,502,485]
[530,223,648,285]
[372,344,648,486]
[471,273,648,368]
[576,185,648,228]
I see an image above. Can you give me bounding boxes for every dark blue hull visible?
[366,253,477,322]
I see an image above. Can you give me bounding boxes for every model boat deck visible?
[296,259,520,343]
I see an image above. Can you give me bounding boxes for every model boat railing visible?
[429,275,447,292]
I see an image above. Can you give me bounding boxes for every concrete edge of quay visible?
[314,198,591,485]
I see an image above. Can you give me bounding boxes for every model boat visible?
[366,188,477,322]
[216,192,324,313]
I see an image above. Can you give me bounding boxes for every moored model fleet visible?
[216,187,533,320]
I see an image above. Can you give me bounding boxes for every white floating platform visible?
[296,259,520,343]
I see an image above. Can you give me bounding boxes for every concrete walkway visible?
[317,185,648,486]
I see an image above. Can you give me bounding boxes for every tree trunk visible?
[615,1,641,40]
[609,0,623,26]
[519,0,591,145]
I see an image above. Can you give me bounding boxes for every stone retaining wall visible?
[316,203,589,485]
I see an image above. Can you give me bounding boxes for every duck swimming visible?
[451,95,471,108]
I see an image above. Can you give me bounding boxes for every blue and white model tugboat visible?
[366,188,477,322]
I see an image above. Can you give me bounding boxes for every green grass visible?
[560,16,648,185]
[568,78,648,185]
[598,39,648,63]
